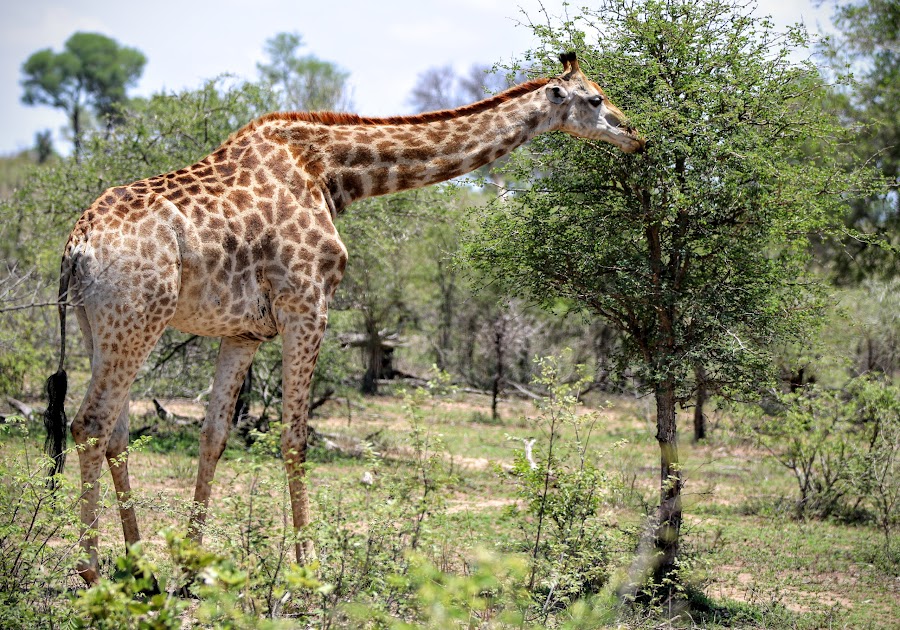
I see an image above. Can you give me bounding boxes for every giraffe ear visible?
[546,84,568,104]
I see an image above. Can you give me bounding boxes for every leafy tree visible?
[334,189,431,393]
[20,32,146,160]
[467,0,879,588]
[818,0,899,280]
[256,32,352,112]
[34,131,54,165]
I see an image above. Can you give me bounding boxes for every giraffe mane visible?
[239,77,551,136]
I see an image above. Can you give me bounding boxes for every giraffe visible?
[44,52,644,585]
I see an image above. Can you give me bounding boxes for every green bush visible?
[503,353,629,623]
[0,417,80,629]
[0,298,56,398]
[754,376,900,534]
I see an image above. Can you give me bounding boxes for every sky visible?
[0,0,836,156]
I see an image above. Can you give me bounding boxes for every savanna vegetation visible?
[0,0,898,627]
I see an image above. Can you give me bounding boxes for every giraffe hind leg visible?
[74,306,140,546]
[106,403,140,546]
[71,305,168,585]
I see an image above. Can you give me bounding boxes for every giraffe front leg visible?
[188,336,260,544]
[278,308,328,565]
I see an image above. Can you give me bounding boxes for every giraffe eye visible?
[588,95,603,107]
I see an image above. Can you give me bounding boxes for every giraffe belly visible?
[169,272,278,341]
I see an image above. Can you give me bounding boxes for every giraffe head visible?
[545,52,645,153]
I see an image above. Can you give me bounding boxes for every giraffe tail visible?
[44,255,72,485]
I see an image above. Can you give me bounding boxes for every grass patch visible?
[0,387,897,628]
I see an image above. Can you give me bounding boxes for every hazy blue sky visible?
[0,0,835,156]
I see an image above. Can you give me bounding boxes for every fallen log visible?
[6,396,35,419]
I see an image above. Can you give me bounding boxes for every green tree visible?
[20,32,146,160]
[334,189,430,393]
[256,32,352,112]
[34,131,54,164]
[467,0,878,588]
[819,0,899,280]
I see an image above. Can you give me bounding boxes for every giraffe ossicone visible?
[43,51,644,584]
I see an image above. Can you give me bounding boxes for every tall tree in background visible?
[20,32,146,161]
[33,131,54,165]
[408,63,524,112]
[257,32,353,112]
[820,0,899,280]
[468,0,878,589]
[334,190,426,394]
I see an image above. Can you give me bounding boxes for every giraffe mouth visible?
[623,135,646,153]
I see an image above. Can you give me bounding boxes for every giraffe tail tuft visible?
[44,369,68,483]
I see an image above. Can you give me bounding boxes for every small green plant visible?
[345,550,621,629]
[754,386,859,518]
[76,532,319,629]
[0,416,81,628]
[399,370,457,551]
[298,370,459,626]
[389,550,534,629]
[846,377,900,555]
[73,542,185,629]
[209,450,296,619]
[504,352,625,623]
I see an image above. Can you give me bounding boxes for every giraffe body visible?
[46,53,643,584]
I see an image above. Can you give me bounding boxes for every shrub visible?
[0,416,80,629]
[503,353,627,623]
[754,376,900,533]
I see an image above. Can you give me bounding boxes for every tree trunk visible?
[653,380,683,585]
[693,366,706,442]
[72,103,83,163]
[491,317,505,421]
[435,259,455,371]
[361,334,383,395]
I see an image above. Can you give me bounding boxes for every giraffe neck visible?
[262,80,554,212]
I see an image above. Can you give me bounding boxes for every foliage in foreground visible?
[0,368,630,628]
[0,417,80,629]
[2,363,896,627]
